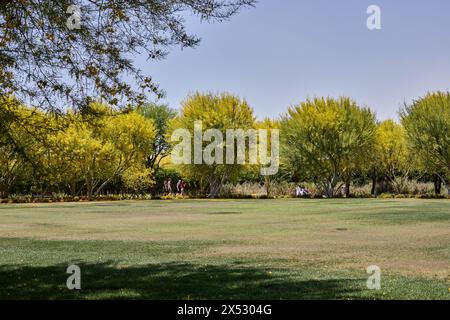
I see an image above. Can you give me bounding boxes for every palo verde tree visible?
[373,120,412,194]
[0,101,48,196]
[0,98,55,195]
[46,103,156,197]
[169,92,256,197]
[256,117,280,197]
[0,0,255,112]
[137,103,177,172]
[401,91,450,196]
[281,97,376,198]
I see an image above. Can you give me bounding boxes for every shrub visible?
[352,184,373,198]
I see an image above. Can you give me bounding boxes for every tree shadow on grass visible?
[0,262,367,300]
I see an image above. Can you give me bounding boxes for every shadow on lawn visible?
[0,262,365,299]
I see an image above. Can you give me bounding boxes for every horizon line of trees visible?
[1,91,450,199]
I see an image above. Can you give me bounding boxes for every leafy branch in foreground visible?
[0,0,255,111]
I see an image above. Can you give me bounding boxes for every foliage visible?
[374,120,412,193]
[137,103,177,171]
[169,92,256,197]
[0,99,53,196]
[256,118,281,196]
[55,108,156,197]
[0,101,156,197]
[0,0,255,111]
[122,167,153,194]
[401,91,450,195]
[281,97,376,197]
[2,91,450,200]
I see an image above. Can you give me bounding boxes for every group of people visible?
[163,178,187,196]
[295,185,311,197]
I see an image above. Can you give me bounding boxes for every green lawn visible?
[0,199,449,299]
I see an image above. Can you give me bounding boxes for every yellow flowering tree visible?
[47,106,156,197]
[374,120,411,194]
[281,97,376,197]
[169,92,255,197]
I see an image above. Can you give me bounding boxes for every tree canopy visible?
[0,101,156,197]
[281,97,376,197]
[401,91,450,194]
[373,120,411,194]
[137,103,177,171]
[169,92,255,197]
[0,0,255,111]
[3,91,450,199]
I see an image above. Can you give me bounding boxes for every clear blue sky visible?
[137,0,450,121]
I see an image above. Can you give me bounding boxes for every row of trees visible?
[283,92,450,197]
[1,91,450,198]
[0,100,161,198]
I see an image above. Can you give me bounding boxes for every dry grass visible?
[1,198,449,281]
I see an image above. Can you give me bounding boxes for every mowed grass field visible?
[0,199,449,300]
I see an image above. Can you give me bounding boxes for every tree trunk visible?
[94,178,114,196]
[87,187,93,200]
[371,169,377,195]
[380,176,389,193]
[324,181,335,198]
[70,181,77,197]
[433,175,441,195]
[436,174,450,197]
[0,184,7,198]
[345,180,350,198]
[208,179,221,198]
[208,168,231,198]
[264,176,271,198]
[86,177,94,200]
